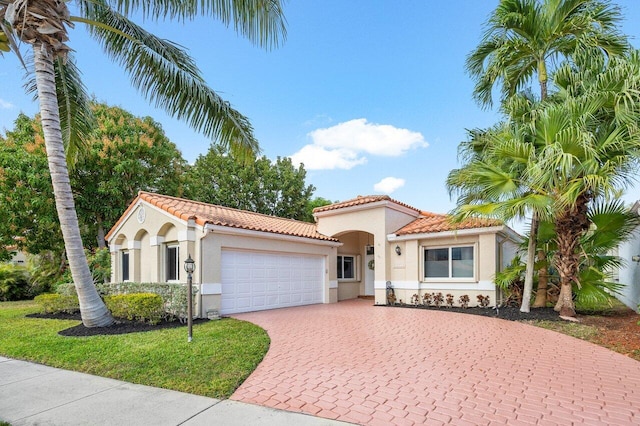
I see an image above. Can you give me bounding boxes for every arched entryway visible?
[333,230,376,301]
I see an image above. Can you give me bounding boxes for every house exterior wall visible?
[108,202,338,318]
[199,228,336,316]
[108,195,519,316]
[385,231,516,307]
[616,227,640,311]
[316,202,420,305]
[109,203,203,284]
[10,250,27,265]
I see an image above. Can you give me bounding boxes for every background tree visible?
[464,0,627,312]
[185,145,315,221]
[304,197,336,222]
[0,0,286,327]
[0,106,187,252]
[74,102,187,248]
[0,114,64,259]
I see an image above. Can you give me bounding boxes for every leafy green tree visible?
[464,0,627,312]
[305,197,336,222]
[0,107,187,252]
[0,0,286,327]
[186,145,316,221]
[74,103,187,248]
[0,114,64,259]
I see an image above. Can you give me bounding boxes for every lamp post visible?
[184,254,196,342]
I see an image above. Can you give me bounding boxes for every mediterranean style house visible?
[106,192,521,317]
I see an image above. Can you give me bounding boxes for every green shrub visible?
[104,293,164,324]
[0,263,30,301]
[97,282,197,322]
[34,293,80,314]
[55,283,77,296]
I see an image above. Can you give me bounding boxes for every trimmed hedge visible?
[104,293,164,324]
[34,293,80,314]
[55,282,198,322]
[97,282,198,322]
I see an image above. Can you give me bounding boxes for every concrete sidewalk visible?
[0,356,349,426]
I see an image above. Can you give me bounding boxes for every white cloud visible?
[290,118,427,170]
[374,177,405,194]
[0,99,14,109]
[290,144,367,170]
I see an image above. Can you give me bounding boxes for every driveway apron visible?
[231,299,640,425]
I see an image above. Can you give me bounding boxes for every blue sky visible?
[2,1,640,218]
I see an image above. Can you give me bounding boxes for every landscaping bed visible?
[26,312,209,336]
[384,303,562,321]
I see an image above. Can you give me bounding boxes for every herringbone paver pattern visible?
[231,299,640,425]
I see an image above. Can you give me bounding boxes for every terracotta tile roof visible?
[107,192,338,242]
[313,195,421,214]
[395,213,502,235]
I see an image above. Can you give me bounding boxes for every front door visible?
[364,246,375,296]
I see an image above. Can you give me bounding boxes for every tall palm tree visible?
[451,52,640,317]
[465,0,627,312]
[0,0,286,327]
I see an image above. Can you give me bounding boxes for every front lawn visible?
[0,301,270,398]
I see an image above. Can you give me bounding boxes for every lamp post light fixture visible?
[184,254,196,343]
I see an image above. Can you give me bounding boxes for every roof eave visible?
[314,199,420,220]
[205,224,342,246]
[387,225,522,242]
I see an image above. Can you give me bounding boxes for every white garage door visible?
[220,250,324,315]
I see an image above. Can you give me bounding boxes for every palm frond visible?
[24,54,95,169]
[103,0,287,50]
[78,2,260,156]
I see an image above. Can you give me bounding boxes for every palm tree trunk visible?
[532,249,548,308]
[552,193,590,318]
[520,213,539,312]
[33,43,113,327]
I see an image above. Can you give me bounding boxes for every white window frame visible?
[121,251,130,282]
[337,254,359,282]
[422,244,476,282]
[166,244,180,282]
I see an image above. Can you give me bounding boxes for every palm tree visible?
[494,201,640,308]
[465,0,627,312]
[452,53,640,317]
[0,0,286,327]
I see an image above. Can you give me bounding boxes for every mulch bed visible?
[26,312,209,337]
[382,303,563,322]
[28,305,563,337]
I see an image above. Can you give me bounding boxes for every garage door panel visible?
[221,250,324,315]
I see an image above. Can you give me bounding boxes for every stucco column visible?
[109,244,120,282]
[178,219,197,284]
[128,240,141,282]
[374,231,387,305]
[149,236,165,282]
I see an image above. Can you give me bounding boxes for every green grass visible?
[524,319,601,341]
[0,301,269,398]
[575,296,629,316]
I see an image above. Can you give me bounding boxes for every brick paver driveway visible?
[231,299,640,425]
